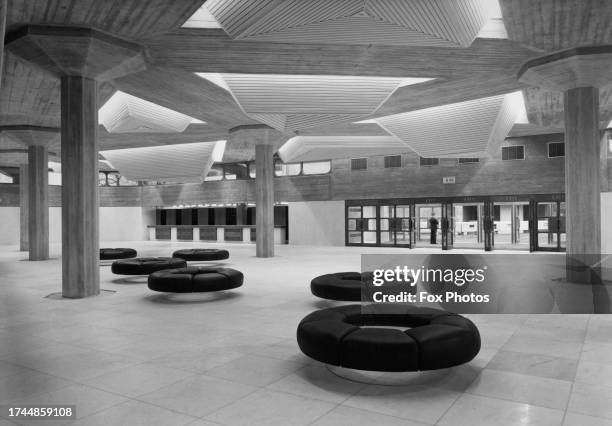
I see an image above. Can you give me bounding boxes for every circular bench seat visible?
[310,272,363,301]
[111,257,187,275]
[172,249,230,262]
[100,248,137,260]
[297,304,480,372]
[148,267,243,293]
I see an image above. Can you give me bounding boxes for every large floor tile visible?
[138,374,258,418]
[266,365,365,403]
[205,354,303,387]
[81,363,194,398]
[310,405,427,426]
[342,384,460,424]
[466,369,571,410]
[0,371,72,404]
[70,400,197,426]
[567,381,612,420]
[438,393,564,426]
[486,350,578,381]
[204,389,335,426]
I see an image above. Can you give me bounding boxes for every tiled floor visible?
[0,241,609,425]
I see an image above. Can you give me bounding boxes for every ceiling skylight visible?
[195,73,434,132]
[182,3,222,28]
[99,91,206,134]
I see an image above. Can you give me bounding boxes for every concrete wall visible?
[0,206,151,245]
[288,201,345,246]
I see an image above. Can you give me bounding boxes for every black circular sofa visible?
[148,267,243,293]
[172,249,229,262]
[310,272,363,301]
[100,248,137,260]
[297,304,480,372]
[111,257,187,275]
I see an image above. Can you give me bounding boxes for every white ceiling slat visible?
[375,92,521,158]
[278,135,413,162]
[99,91,205,134]
[197,73,433,132]
[100,141,225,183]
[205,0,493,47]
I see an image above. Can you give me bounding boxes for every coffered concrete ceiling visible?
[0,0,611,164]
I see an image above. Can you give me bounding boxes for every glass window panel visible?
[348,206,361,218]
[367,218,377,231]
[380,205,392,218]
[249,162,256,178]
[205,165,224,181]
[224,163,249,179]
[348,219,357,231]
[362,206,376,218]
[118,175,137,186]
[302,161,331,175]
[349,232,362,244]
[363,232,377,244]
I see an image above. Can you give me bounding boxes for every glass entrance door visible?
[380,204,414,247]
[531,201,566,251]
[347,205,378,245]
[416,204,442,247]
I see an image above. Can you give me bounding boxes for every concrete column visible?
[60,76,99,298]
[28,145,49,260]
[19,164,28,251]
[564,86,601,282]
[255,144,274,257]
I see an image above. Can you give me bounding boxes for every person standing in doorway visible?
[429,213,439,244]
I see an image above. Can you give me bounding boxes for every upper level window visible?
[501,145,525,160]
[204,164,224,181]
[224,162,249,180]
[384,155,401,168]
[351,158,367,170]
[274,160,301,177]
[419,157,439,166]
[302,161,331,175]
[458,158,479,164]
[547,142,565,158]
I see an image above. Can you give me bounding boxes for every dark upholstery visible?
[148,267,243,293]
[111,257,187,275]
[100,248,137,260]
[172,249,230,261]
[310,272,363,301]
[297,304,480,372]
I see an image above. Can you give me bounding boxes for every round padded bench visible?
[311,272,363,301]
[111,257,187,275]
[100,248,137,260]
[172,249,230,262]
[297,304,480,372]
[148,267,243,293]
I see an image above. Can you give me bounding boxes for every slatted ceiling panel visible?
[205,0,281,37]
[100,141,224,183]
[375,93,519,158]
[236,17,455,47]
[278,135,412,162]
[221,74,406,114]
[211,73,433,131]
[206,0,492,47]
[243,0,363,37]
[98,91,201,134]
